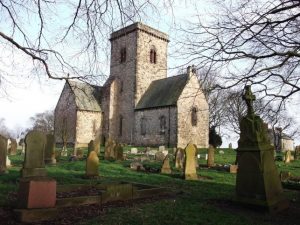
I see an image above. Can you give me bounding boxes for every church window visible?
[120,48,126,63]
[191,107,198,126]
[119,115,123,136]
[141,117,147,136]
[159,115,166,135]
[150,49,157,64]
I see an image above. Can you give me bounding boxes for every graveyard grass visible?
[1,148,300,225]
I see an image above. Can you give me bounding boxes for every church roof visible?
[136,74,188,110]
[67,81,102,112]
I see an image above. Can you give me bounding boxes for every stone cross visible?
[243,85,256,115]
[21,131,47,178]
[0,135,8,174]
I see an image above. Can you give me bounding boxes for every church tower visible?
[108,23,169,143]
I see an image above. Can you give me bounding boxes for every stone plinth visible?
[17,177,56,209]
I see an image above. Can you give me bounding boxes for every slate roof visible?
[68,81,102,112]
[135,74,188,110]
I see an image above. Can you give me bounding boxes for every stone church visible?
[54,22,209,148]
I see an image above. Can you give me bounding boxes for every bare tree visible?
[30,110,54,133]
[0,0,174,91]
[178,0,300,107]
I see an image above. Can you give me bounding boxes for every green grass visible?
[1,149,300,225]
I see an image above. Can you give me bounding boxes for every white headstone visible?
[131,148,138,154]
[162,150,168,156]
[159,146,165,151]
[205,154,208,160]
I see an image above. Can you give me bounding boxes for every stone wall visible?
[177,70,209,148]
[54,83,77,145]
[75,110,102,147]
[134,107,177,147]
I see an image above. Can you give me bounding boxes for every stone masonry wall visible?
[135,25,169,105]
[76,110,102,147]
[134,107,177,147]
[54,83,77,145]
[177,71,209,148]
[108,23,169,144]
[109,31,136,143]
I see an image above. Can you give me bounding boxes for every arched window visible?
[119,115,123,136]
[120,48,126,63]
[141,117,147,136]
[159,115,166,134]
[191,107,198,126]
[150,48,157,64]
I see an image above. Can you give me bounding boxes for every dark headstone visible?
[0,135,8,174]
[44,134,56,165]
[207,145,215,167]
[236,86,288,212]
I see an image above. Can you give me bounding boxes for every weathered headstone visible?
[8,138,18,155]
[131,148,138,154]
[104,138,116,160]
[207,145,215,167]
[114,144,124,160]
[284,150,292,163]
[21,131,47,178]
[230,165,238,174]
[162,150,169,156]
[0,135,8,174]
[130,162,145,171]
[229,143,233,150]
[155,151,165,161]
[184,143,198,180]
[161,155,172,174]
[6,156,11,168]
[76,148,84,159]
[159,146,165,151]
[294,146,300,160]
[88,140,95,157]
[175,148,184,169]
[61,147,68,157]
[236,85,288,212]
[86,151,99,177]
[44,134,56,165]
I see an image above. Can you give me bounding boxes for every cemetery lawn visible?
[1,148,300,225]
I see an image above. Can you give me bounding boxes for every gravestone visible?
[0,135,8,174]
[6,155,11,167]
[230,165,238,174]
[9,138,18,155]
[88,140,95,157]
[155,151,165,161]
[284,150,291,163]
[184,143,198,180]
[61,147,68,157]
[131,148,138,154]
[236,85,288,212]
[229,143,233,150]
[76,148,84,158]
[114,144,124,160]
[161,155,172,174]
[159,146,165,151]
[294,146,300,160]
[104,138,116,160]
[162,150,169,156]
[175,148,184,169]
[44,134,56,165]
[21,131,47,178]
[207,145,215,167]
[86,151,99,177]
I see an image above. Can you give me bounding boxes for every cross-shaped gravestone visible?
[243,85,256,115]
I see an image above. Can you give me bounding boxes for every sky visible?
[0,1,299,147]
